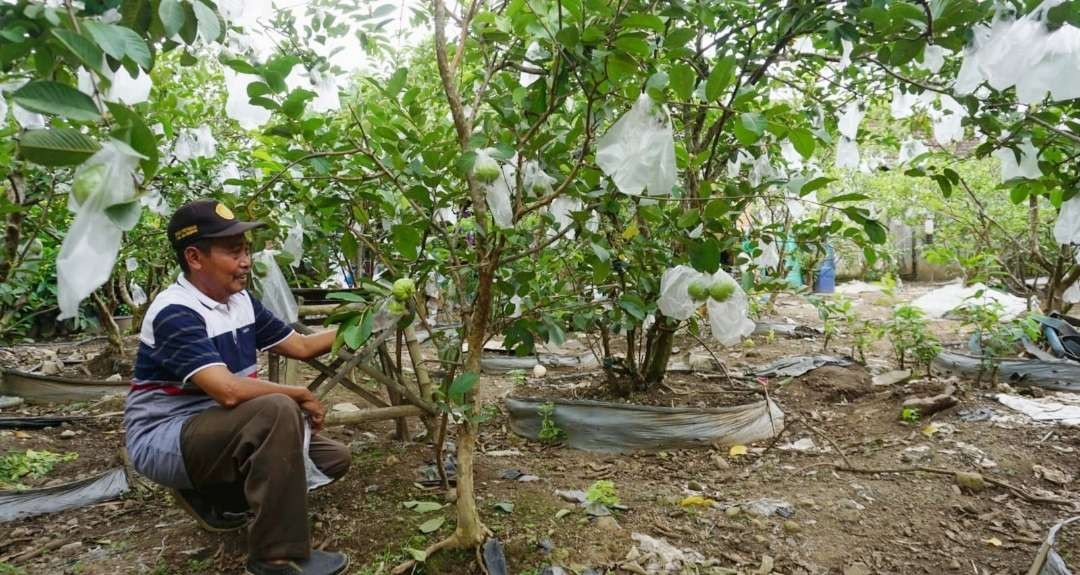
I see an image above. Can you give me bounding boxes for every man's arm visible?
[269,328,336,360]
[189,365,326,430]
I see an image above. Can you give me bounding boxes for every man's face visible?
[187,235,251,296]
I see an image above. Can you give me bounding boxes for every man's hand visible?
[298,391,326,432]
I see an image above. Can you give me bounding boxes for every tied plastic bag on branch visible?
[835,137,860,170]
[130,282,147,307]
[890,87,924,119]
[224,68,271,130]
[218,161,243,195]
[994,137,1042,182]
[549,196,581,239]
[656,265,754,346]
[917,45,950,73]
[252,251,298,323]
[282,213,304,268]
[57,141,146,320]
[837,101,864,140]
[1053,195,1080,246]
[898,138,929,164]
[520,41,546,87]
[482,162,516,230]
[954,1,1080,103]
[596,94,676,197]
[930,95,966,144]
[522,160,556,196]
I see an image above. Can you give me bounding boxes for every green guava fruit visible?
[709,280,736,302]
[391,278,416,301]
[687,280,711,302]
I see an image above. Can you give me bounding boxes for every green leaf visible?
[327,291,366,302]
[83,22,151,68]
[158,0,185,38]
[740,112,766,135]
[341,233,359,262]
[799,176,834,196]
[668,63,694,100]
[386,67,408,98]
[418,516,445,533]
[618,296,646,321]
[107,102,158,178]
[494,501,514,513]
[614,35,651,58]
[17,128,101,166]
[282,88,316,119]
[449,372,479,404]
[689,238,721,274]
[12,81,100,121]
[191,0,221,42]
[51,29,105,75]
[705,55,735,101]
[788,128,815,158]
[889,38,923,66]
[825,192,870,203]
[406,549,427,563]
[862,219,887,244]
[1009,186,1028,204]
[622,13,664,31]
[403,500,445,513]
[391,224,422,260]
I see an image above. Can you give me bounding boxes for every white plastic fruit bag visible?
[130,282,148,307]
[656,265,754,346]
[520,41,545,87]
[224,68,271,130]
[1054,194,1080,246]
[218,161,243,194]
[706,268,756,346]
[898,138,929,164]
[658,265,707,321]
[917,45,949,73]
[995,137,1042,181]
[57,140,145,320]
[835,137,860,170]
[252,250,298,323]
[302,421,332,491]
[472,147,501,183]
[837,101,863,140]
[282,213,304,268]
[930,95,966,144]
[309,71,341,113]
[549,196,581,239]
[522,160,556,196]
[484,163,515,229]
[595,93,676,196]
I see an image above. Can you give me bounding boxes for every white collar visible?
[177,275,232,312]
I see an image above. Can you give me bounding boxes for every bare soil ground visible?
[1,282,1078,575]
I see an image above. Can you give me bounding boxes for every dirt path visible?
[1,282,1078,574]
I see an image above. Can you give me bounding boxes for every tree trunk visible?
[0,173,26,285]
[92,292,125,357]
[641,319,675,386]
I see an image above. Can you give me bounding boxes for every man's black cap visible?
[167,199,265,249]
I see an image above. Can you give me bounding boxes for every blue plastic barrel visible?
[814,245,836,293]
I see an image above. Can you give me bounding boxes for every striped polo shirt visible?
[123,275,293,488]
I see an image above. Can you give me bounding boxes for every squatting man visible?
[124,198,351,575]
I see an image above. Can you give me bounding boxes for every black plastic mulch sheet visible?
[0,416,87,429]
[749,355,853,378]
[0,468,130,522]
[933,351,1080,393]
[505,396,784,453]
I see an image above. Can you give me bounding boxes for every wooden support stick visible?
[326,404,424,426]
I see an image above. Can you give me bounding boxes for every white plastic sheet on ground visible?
[549,196,581,239]
[224,68,272,129]
[656,265,754,346]
[596,94,676,196]
[1053,195,1080,246]
[910,281,1030,321]
[837,101,863,140]
[253,250,298,323]
[484,163,515,229]
[835,137,860,170]
[57,141,146,320]
[995,137,1042,181]
[996,393,1080,426]
[630,533,706,575]
[953,0,1080,103]
[930,95,966,144]
[898,138,929,164]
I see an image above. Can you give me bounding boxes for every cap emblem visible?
[215,203,235,220]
